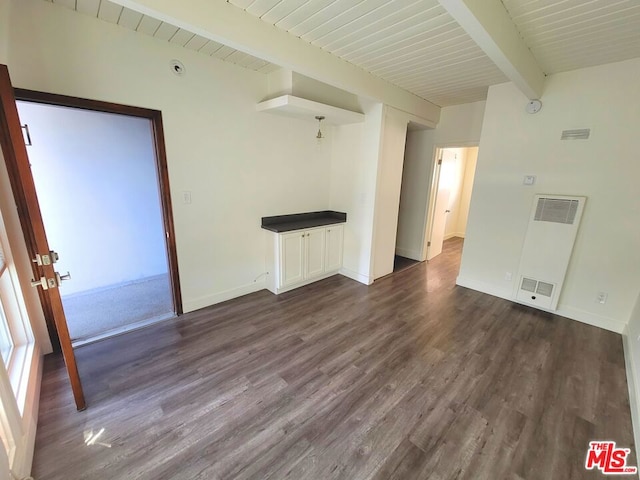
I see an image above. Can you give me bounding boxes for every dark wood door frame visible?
[13,88,183,350]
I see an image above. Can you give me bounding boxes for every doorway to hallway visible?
[16,97,180,346]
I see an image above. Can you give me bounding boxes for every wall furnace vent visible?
[514,195,586,311]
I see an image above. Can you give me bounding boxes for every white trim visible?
[623,326,640,466]
[11,347,41,478]
[394,247,422,261]
[455,275,625,333]
[339,268,372,286]
[182,281,267,313]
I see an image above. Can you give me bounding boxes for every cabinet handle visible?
[301,234,305,238]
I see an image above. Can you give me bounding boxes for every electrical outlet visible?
[504,272,512,281]
[596,292,608,304]
[182,191,192,204]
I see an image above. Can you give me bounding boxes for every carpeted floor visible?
[62,274,174,343]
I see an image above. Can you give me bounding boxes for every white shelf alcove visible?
[256,95,365,125]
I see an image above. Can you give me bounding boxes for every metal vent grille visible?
[561,129,590,140]
[536,281,554,297]
[520,277,555,298]
[521,277,537,292]
[534,198,579,224]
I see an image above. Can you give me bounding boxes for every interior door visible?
[0,65,85,410]
[426,150,453,260]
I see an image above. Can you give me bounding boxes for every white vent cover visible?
[514,195,586,311]
[534,197,579,224]
[561,129,590,140]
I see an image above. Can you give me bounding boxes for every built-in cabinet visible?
[266,224,344,294]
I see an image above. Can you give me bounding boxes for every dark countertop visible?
[262,210,347,233]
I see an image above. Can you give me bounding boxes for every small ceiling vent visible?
[561,129,590,140]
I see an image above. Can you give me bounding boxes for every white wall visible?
[625,291,640,462]
[458,58,640,333]
[456,147,478,236]
[16,102,168,296]
[2,0,332,313]
[329,102,383,285]
[372,107,409,279]
[396,101,485,261]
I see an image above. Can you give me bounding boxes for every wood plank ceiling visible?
[45,0,281,74]
[501,0,640,74]
[227,0,508,106]
[44,0,640,107]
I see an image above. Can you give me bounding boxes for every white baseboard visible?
[14,346,42,478]
[394,247,422,261]
[183,280,267,313]
[340,267,373,285]
[455,275,625,333]
[623,326,640,465]
[444,232,465,240]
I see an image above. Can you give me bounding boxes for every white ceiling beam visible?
[108,0,441,123]
[439,0,545,99]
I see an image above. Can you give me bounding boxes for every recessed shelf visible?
[256,95,364,125]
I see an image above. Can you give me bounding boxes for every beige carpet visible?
[62,274,174,342]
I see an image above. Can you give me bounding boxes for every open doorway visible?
[425,146,478,262]
[395,139,478,275]
[15,98,180,346]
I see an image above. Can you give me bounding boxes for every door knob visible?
[445,210,451,213]
[55,271,71,286]
[30,277,49,290]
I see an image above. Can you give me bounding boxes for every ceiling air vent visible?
[534,197,579,224]
[561,129,590,140]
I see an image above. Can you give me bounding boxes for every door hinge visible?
[21,124,32,146]
[427,241,431,247]
[438,159,442,165]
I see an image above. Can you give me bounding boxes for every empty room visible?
[0,0,639,479]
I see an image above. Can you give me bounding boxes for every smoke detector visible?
[170,60,186,76]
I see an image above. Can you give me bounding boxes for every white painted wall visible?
[456,147,478,236]
[329,102,384,285]
[458,58,640,334]
[372,107,409,279]
[625,291,640,462]
[395,101,485,261]
[16,102,168,296]
[2,0,332,313]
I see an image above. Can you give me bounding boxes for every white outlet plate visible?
[523,175,536,186]
[596,292,608,304]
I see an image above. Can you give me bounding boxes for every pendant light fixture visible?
[315,116,325,140]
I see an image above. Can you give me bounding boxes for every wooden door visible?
[0,65,85,410]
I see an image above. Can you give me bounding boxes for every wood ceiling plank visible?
[198,40,225,55]
[229,0,256,9]
[52,0,77,9]
[184,35,210,51]
[246,0,283,18]
[153,22,179,41]
[211,45,237,60]
[261,0,309,25]
[300,0,394,44]
[76,0,101,16]
[136,15,162,35]
[97,0,124,23]
[343,20,461,65]
[331,7,454,57]
[117,7,143,30]
[275,0,337,32]
[169,28,196,46]
[287,0,377,38]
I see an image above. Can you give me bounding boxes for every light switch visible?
[182,191,192,204]
[523,175,536,186]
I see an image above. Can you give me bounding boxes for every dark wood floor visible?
[33,238,636,479]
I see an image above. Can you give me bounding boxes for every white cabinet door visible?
[305,228,326,280]
[280,231,305,287]
[325,224,344,272]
